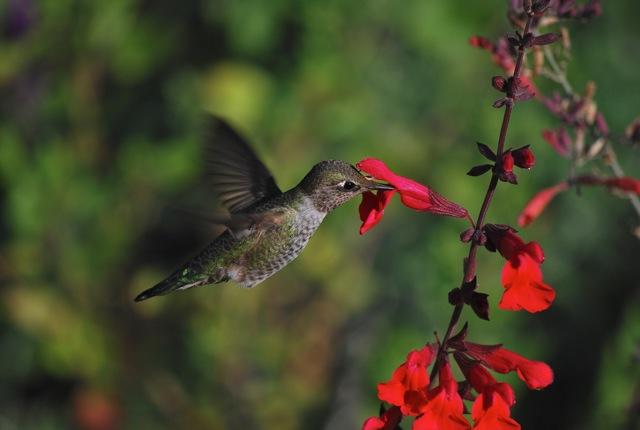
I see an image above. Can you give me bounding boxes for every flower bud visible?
[501,151,514,172]
[512,145,535,169]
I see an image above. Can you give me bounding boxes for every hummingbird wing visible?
[205,117,282,213]
[169,206,287,234]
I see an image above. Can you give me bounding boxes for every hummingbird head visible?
[298,160,393,212]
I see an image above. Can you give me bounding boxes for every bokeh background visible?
[1,0,639,429]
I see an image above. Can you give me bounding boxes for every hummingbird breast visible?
[229,195,327,287]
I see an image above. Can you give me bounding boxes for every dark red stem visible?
[429,14,534,385]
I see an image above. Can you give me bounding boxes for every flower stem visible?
[429,14,535,386]
[543,45,640,221]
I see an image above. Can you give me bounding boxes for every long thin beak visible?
[368,182,395,191]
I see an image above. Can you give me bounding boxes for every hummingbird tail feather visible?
[134,267,224,302]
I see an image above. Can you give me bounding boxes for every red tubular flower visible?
[362,406,402,430]
[518,182,569,227]
[541,128,571,157]
[452,353,522,430]
[511,146,535,169]
[413,363,471,430]
[602,177,640,195]
[464,343,554,390]
[357,158,468,234]
[377,345,435,415]
[463,362,515,408]
[471,392,521,430]
[484,226,555,313]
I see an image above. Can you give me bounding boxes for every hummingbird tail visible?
[134,268,221,302]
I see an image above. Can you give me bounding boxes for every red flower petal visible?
[484,229,555,313]
[518,182,569,227]
[377,380,405,407]
[500,253,555,313]
[541,128,571,157]
[465,345,554,390]
[602,177,640,195]
[471,392,521,430]
[463,364,516,408]
[413,363,471,430]
[359,190,396,235]
[362,406,402,430]
[377,345,435,415]
[501,152,514,173]
[357,158,468,218]
[490,228,525,261]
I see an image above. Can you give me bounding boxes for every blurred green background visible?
[1,0,639,429]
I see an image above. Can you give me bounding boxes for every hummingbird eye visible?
[338,180,358,191]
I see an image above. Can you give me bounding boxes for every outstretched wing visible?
[205,116,282,213]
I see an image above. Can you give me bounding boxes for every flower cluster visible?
[363,329,553,430]
[471,0,640,229]
[358,1,621,428]
[468,143,535,185]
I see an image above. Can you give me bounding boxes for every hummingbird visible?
[134,117,393,301]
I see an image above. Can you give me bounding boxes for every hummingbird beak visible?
[368,182,395,191]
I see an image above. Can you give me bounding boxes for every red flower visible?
[518,182,569,227]
[512,146,535,169]
[413,363,471,430]
[471,391,520,430]
[602,177,640,195]
[464,343,554,390]
[484,226,555,313]
[501,152,514,172]
[454,355,520,430]
[377,345,435,415]
[359,190,395,235]
[362,406,402,430]
[541,128,571,157]
[463,362,515,408]
[357,158,468,234]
